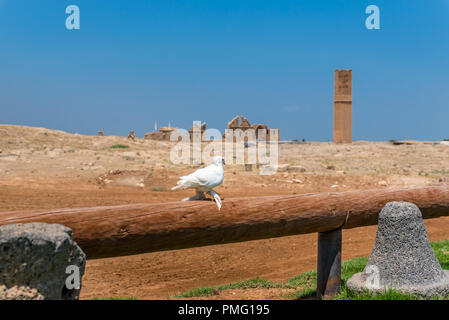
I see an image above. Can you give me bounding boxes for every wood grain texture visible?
[1,185,449,259]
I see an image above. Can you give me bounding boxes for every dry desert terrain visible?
[1,124,449,299]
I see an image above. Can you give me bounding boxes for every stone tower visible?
[333,69,352,144]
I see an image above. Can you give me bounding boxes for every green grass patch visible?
[430,170,449,177]
[431,240,449,269]
[176,278,293,298]
[178,240,449,300]
[91,297,139,300]
[110,144,130,149]
[151,186,170,192]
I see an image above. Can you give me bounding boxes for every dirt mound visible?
[96,170,149,188]
[95,167,180,191]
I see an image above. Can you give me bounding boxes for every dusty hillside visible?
[1,124,449,299]
[1,124,447,196]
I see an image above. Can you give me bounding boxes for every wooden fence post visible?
[317,228,342,299]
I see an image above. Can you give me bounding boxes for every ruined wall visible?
[223,116,279,141]
[189,122,207,141]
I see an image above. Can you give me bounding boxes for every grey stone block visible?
[0,223,86,300]
[346,201,449,298]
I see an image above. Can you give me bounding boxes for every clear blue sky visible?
[1,0,448,141]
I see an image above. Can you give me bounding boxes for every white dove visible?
[171,156,225,210]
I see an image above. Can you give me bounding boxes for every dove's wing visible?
[185,165,222,187]
[172,164,223,190]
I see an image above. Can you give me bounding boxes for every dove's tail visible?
[171,177,188,190]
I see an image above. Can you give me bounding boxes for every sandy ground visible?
[1,124,449,299]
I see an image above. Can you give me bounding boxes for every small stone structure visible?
[346,202,449,298]
[97,131,104,136]
[223,115,280,141]
[127,130,135,141]
[334,69,352,144]
[0,223,86,300]
[145,126,179,141]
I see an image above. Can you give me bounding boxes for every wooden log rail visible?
[1,185,449,298]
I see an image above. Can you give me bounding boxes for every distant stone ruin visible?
[145,126,179,141]
[97,131,104,136]
[144,117,279,142]
[223,115,279,141]
[227,115,251,129]
[127,131,135,141]
[189,122,207,141]
[145,122,209,142]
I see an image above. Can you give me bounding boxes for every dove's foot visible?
[208,190,223,211]
[182,191,206,201]
[214,196,222,211]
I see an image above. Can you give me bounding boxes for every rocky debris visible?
[96,169,149,187]
[276,164,290,172]
[0,154,19,161]
[378,180,388,187]
[97,167,176,190]
[287,165,306,173]
[258,163,306,175]
[0,285,44,300]
[346,202,449,298]
[326,165,335,170]
[334,153,343,158]
[0,223,86,300]
[276,164,306,173]
[390,140,413,146]
[122,152,136,158]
